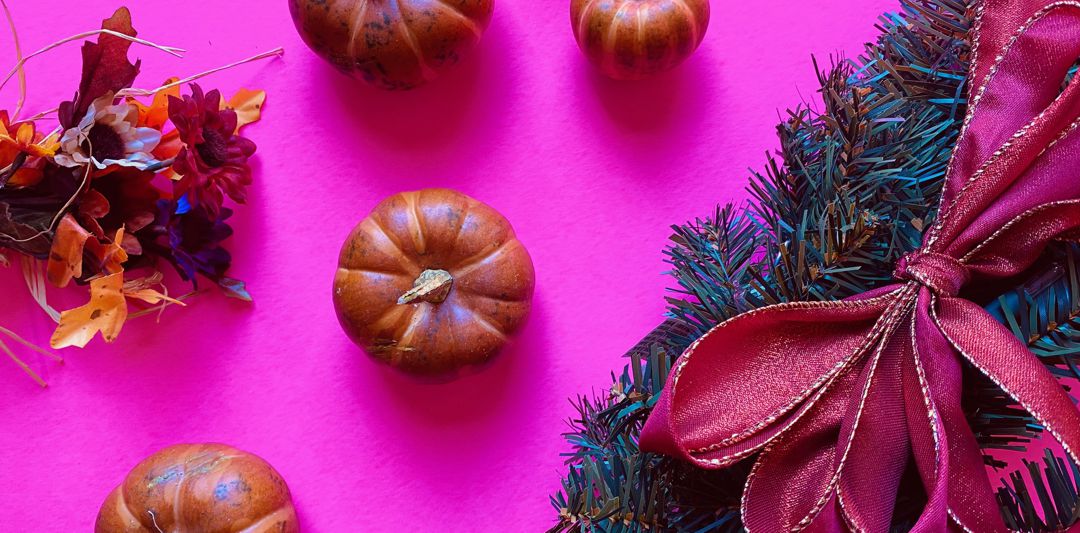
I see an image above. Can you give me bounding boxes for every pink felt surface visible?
[0,1,894,530]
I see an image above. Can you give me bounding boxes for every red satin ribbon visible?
[639,1,1080,531]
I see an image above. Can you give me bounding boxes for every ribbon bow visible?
[640,1,1080,531]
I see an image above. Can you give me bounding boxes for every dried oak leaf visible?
[51,272,127,348]
[58,7,141,129]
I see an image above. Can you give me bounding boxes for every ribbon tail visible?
[836,313,914,532]
[935,297,1080,526]
[912,292,1007,532]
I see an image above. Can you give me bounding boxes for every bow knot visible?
[893,251,970,297]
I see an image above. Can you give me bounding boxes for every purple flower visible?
[151,196,233,284]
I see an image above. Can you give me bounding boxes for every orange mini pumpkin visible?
[95,444,298,533]
[333,188,534,377]
[571,0,710,80]
[288,0,495,90]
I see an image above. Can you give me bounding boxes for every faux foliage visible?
[552,0,1080,530]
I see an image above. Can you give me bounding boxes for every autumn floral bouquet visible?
[0,6,278,384]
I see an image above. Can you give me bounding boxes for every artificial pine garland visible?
[550,0,1080,530]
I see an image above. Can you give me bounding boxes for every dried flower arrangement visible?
[0,4,280,384]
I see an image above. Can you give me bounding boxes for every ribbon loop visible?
[894,252,970,297]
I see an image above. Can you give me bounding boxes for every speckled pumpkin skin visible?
[95,444,298,533]
[288,0,495,90]
[571,0,710,80]
[333,188,535,377]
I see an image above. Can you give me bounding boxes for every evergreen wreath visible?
[550,0,1080,531]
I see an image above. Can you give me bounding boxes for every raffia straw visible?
[24,106,57,121]
[0,325,61,362]
[0,0,26,120]
[116,47,285,98]
[20,256,60,323]
[0,337,47,387]
[0,29,185,95]
[128,290,197,321]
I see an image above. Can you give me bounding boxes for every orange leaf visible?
[224,88,266,133]
[46,215,91,288]
[50,272,128,349]
[15,123,34,145]
[85,228,129,275]
[153,129,183,161]
[34,130,60,156]
[130,77,180,129]
[7,166,43,187]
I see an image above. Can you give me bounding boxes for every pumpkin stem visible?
[397,269,454,305]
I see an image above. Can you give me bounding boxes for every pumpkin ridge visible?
[339,266,410,278]
[393,0,438,82]
[445,197,472,258]
[432,0,483,39]
[362,216,419,272]
[635,4,646,73]
[671,0,700,50]
[462,304,508,341]
[403,192,429,255]
[172,450,189,532]
[236,504,298,533]
[456,287,528,304]
[605,2,633,75]
[370,304,414,340]
[397,304,431,351]
[346,0,371,68]
[574,0,600,49]
[445,304,461,370]
[451,238,519,279]
[174,450,245,531]
[112,486,143,530]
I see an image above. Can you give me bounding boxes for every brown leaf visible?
[51,272,128,348]
[120,232,142,255]
[0,202,53,259]
[77,188,110,238]
[58,7,141,128]
[46,215,91,288]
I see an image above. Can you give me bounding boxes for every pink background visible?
[0,1,894,530]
